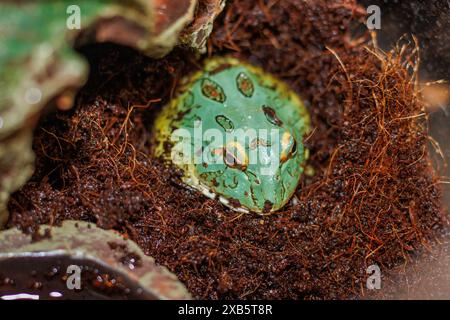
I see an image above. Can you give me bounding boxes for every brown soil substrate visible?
[6,0,449,299]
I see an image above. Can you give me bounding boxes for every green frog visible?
[153,57,310,214]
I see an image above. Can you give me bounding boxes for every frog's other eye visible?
[223,142,248,171]
[280,131,297,162]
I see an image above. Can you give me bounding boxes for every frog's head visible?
[154,57,310,214]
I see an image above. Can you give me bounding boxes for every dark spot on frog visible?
[201,78,226,102]
[215,114,234,132]
[262,106,283,126]
[236,72,254,97]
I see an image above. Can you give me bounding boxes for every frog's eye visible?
[223,142,248,171]
[280,131,296,162]
[262,106,283,126]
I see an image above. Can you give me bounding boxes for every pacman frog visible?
[153,57,310,214]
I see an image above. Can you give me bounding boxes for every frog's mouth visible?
[180,165,250,214]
